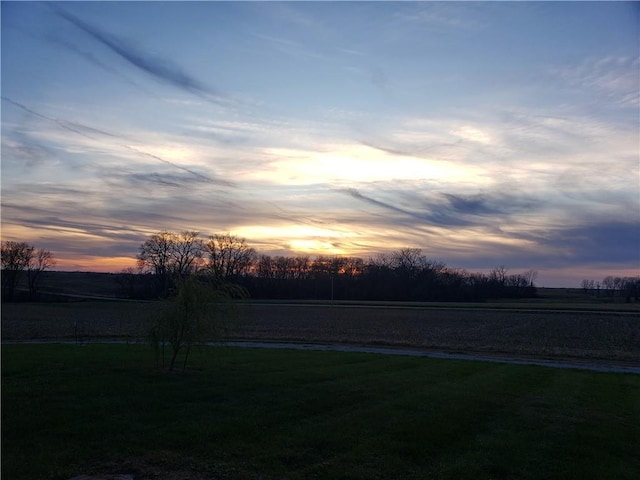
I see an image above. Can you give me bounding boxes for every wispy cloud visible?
[250,32,331,64]
[1,96,114,141]
[394,3,488,30]
[121,145,235,188]
[549,55,640,107]
[1,97,234,188]
[1,130,53,168]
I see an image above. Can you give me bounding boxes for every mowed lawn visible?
[2,344,639,480]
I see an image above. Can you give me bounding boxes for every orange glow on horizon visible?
[53,256,137,273]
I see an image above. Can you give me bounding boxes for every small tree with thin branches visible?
[150,276,247,372]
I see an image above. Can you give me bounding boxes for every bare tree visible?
[205,233,256,280]
[138,231,175,296]
[1,242,55,301]
[490,265,508,286]
[273,256,296,280]
[291,255,311,279]
[27,248,56,299]
[368,252,393,269]
[391,248,426,274]
[602,276,616,298]
[171,231,205,277]
[150,276,244,372]
[621,277,640,302]
[1,241,34,301]
[340,257,365,278]
[522,270,537,287]
[137,231,204,296]
[256,254,275,279]
[255,255,311,281]
[581,279,595,296]
[138,231,173,274]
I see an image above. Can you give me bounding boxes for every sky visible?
[1,1,638,287]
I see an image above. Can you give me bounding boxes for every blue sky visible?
[1,1,638,286]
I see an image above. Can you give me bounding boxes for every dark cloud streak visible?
[443,193,499,215]
[344,188,482,228]
[345,188,414,217]
[52,4,230,105]
[46,35,155,94]
[108,170,223,190]
[527,221,640,265]
[122,145,235,188]
[360,139,465,159]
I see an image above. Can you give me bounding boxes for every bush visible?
[149,276,247,371]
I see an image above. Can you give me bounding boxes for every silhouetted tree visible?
[205,233,256,280]
[137,231,204,297]
[601,276,616,299]
[1,242,56,301]
[149,276,246,372]
[581,275,639,303]
[1,241,34,301]
[137,231,173,296]
[172,231,205,277]
[621,277,640,302]
[581,279,596,296]
[134,230,543,302]
[27,248,56,299]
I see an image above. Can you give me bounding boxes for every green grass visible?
[2,344,639,480]
[245,297,640,312]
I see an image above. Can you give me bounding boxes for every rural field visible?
[2,299,639,366]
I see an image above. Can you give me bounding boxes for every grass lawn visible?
[2,344,639,480]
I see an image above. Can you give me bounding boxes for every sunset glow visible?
[2,2,638,286]
[247,144,486,186]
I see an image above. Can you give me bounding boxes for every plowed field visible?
[2,301,638,365]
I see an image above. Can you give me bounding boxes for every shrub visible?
[149,276,247,371]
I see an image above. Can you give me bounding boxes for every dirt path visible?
[221,341,640,374]
[5,339,638,374]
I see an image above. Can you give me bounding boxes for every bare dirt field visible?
[2,301,638,366]
[231,303,640,364]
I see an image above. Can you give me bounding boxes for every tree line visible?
[128,230,539,302]
[20,231,640,304]
[581,276,640,303]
